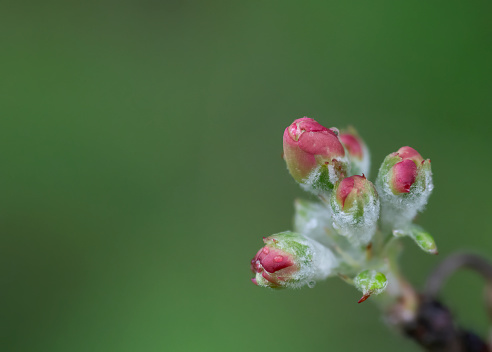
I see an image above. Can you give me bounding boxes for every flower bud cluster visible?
[250,116,437,303]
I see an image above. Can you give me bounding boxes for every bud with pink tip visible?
[283,117,350,194]
[330,175,380,245]
[250,231,337,289]
[376,146,433,230]
[339,127,370,177]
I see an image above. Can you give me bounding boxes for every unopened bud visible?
[330,175,380,245]
[339,127,370,177]
[354,270,388,303]
[376,146,433,230]
[283,117,350,194]
[250,231,337,289]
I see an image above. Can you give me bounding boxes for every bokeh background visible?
[1,1,491,351]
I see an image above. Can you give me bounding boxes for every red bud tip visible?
[358,293,371,304]
[251,278,258,285]
[397,146,423,163]
[287,117,334,140]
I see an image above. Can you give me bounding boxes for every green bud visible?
[354,270,388,303]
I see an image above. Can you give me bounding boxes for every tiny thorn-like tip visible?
[358,294,371,304]
[251,278,258,285]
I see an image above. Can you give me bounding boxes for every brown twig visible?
[401,253,492,352]
[424,252,492,300]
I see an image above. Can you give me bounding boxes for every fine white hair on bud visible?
[250,232,338,289]
[298,159,352,196]
[330,175,380,245]
[376,147,433,231]
[293,199,335,247]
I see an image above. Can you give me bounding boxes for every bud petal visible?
[330,175,380,245]
[339,127,370,177]
[396,146,424,164]
[354,270,388,303]
[376,146,433,230]
[393,225,438,255]
[283,117,350,194]
[250,231,338,289]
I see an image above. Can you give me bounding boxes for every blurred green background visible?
[1,1,491,351]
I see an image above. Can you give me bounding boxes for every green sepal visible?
[264,232,312,264]
[376,154,401,194]
[311,165,334,192]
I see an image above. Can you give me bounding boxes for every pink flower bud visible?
[339,127,370,177]
[335,175,368,209]
[389,147,427,195]
[376,146,433,230]
[283,117,348,192]
[392,159,417,194]
[250,245,297,288]
[331,175,380,244]
[339,134,363,160]
[250,232,338,289]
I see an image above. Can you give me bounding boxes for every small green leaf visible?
[312,165,334,191]
[354,270,388,303]
[393,224,438,255]
[411,225,438,254]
